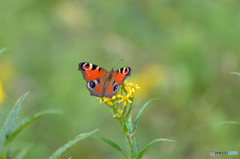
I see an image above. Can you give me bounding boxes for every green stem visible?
[120,117,132,159]
[125,99,134,119]
[127,135,133,159]
[123,105,127,117]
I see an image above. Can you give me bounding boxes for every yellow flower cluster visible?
[98,80,139,107]
[97,80,140,119]
[113,108,124,119]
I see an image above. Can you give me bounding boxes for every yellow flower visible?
[120,80,128,89]
[128,90,135,98]
[123,85,131,92]
[122,81,130,91]
[102,97,115,106]
[116,94,122,98]
[126,83,140,93]
[0,81,4,104]
[97,95,116,106]
[97,81,139,107]
[112,93,119,99]
[97,97,104,104]
[117,94,132,107]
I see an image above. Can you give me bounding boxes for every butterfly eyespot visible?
[113,85,119,91]
[89,81,96,88]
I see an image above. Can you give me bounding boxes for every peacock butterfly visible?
[78,62,131,98]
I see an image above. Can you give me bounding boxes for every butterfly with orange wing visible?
[78,62,131,98]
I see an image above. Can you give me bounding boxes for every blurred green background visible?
[1,0,240,158]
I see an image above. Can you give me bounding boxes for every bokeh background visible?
[1,0,240,158]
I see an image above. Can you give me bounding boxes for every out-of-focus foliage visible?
[49,129,98,159]
[0,81,4,104]
[0,92,60,158]
[0,0,240,158]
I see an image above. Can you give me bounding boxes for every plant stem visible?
[125,101,133,119]
[120,117,132,159]
[127,135,133,159]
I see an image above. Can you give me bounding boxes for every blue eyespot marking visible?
[89,81,96,88]
[113,85,119,91]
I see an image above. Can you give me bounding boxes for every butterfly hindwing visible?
[104,80,119,98]
[86,79,105,97]
[78,62,107,97]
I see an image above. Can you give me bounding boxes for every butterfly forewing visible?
[78,62,106,81]
[78,62,107,97]
[113,67,131,84]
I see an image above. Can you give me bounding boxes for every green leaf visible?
[90,134,127,159]
[122,123,128,134]
[216,121,240,127]
[0,92,61,157]
[0,92,29,153]
[231,72,240,77]
[126,116,133,133]
[125,137,130,157]
[125,101,140,118]
[136,138,176,159]
[124,116,139,158]
[4,109,62,146]
[133,98,161,132]
[49,129,98,159]
[132,135,139,159]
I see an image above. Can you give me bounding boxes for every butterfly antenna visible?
[112,58,123,69]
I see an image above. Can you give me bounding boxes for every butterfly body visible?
[78,62,131,98]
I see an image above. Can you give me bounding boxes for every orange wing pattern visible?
[105,82,114,95]
[114,67,131,84]
[79,62,107,97]
[79,62,106,81]
[94,82,103,94]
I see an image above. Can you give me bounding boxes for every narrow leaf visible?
[125,116,139,158]
[125,101,140,118]
[90,134,127,159]
[133,98,161,132]
[4,109,62,146]
[49,129,98,159]
[125,137,129,157]
[122,123,128,134]
[216,121,240,127]
[0,92,29,152]
[136,138,176,159]
[126,116,133,133]
[231,72,240,77]
[132,135,139,159]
